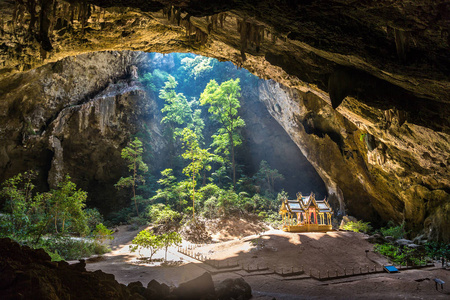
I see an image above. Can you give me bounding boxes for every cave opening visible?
[1,1,450,298]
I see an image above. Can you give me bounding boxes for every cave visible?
[0,0,449,299]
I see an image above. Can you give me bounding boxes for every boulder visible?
[171,272,216,300]
[412,234,427,245]
[367,234,387,244]
[406,243,424,251]
[339,216,358,229]
[144,279,170,299]
[128,281,146,296]
[395,239,413,246]
[384,236,395,242]
[215,277,252,300]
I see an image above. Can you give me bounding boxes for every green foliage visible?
[342,220,372,234]
[140,69,169,92]
[425,241,450,260]
[181,56,214,80]
[51,175,89,235]
[115,137,149,217]
[200,78,245,187]
[130,229,162,260]
[0,172,91,243]
[254,160,284,195]
[380,221,407,239]
[84,208,103,231]
[160,231,182,261]
[139,72,157,91]
[0,171,108,261]
[39,236,109,261]
[93,223,114,243]
[374,243,426,266]
[147,204,181,227]
[180,128,216,219]
[152,169,190,211]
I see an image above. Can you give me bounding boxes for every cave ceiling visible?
[1,0,449,109]
[0,0,449,240]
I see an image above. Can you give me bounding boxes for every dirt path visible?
[85,226,450,299]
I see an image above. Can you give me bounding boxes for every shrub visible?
[425,241,450,260]
[130,230,162,260]
[92,223,114,243]
[374,243,425,266]
[380,221,406,239]
[85,208,103,231]
[160,231,182,262]
[342,220,372,233]
[39,236,109,260]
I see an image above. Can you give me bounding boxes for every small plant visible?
[130,230,162,260]
[93,223,114,243]
[160,231,182,262]
[380,221,407,239]
[342,220,372,233]
[425,241,450,261]
[374,243,426,266]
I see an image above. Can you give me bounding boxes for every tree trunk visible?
[55,214,58,233]
[133,156,139,217]
[229,132,236,188]
[192,171,196,220]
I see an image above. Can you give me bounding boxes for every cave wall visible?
[0,51,167,214]
[0,0,449,240]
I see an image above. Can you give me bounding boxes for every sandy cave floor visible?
[84,225,450,299]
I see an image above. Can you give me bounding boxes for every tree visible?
[93,223,114,243]
[130,229,162,260]
[181,56,214,80]
[180,128,215,219]
[160,231,182,262]
[147,203,182,231]
[254,160,284,195]
[0,171,37,237]
[0,172,90,242]
[160,76,205,137]
[115,137,149,217]
[200,78,245,188]
[160,76,194,134]
[50,175,88,234]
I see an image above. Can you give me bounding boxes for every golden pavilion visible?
[279,192,333,232]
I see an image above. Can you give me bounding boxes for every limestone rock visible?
[395,239,414,246]
[171,272,216,300]
[367,234,387,244]
[215,277,252,300]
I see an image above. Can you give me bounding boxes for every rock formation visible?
[0,0,448,241]
[0,238,252,300]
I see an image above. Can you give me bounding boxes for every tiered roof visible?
[280,192,333,214]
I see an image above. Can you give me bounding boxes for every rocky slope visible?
[0,0,448,240]
[0,237,251,300]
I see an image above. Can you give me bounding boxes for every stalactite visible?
[394,28,409,63]
[175,9,181,26]
[211,14,218,31]
[37,0,53,51]
[218,13,226,28]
